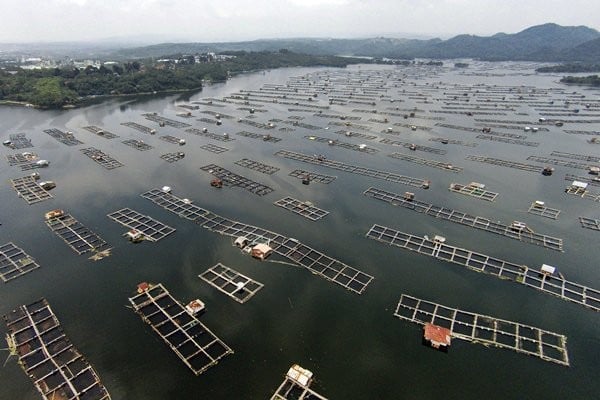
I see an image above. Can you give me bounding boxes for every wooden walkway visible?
[3,299,111,399]
[366,225,599,312]
[275,150,429,188]
[199,263,264,303]
[200,164,274,196]
[141,189,374,294]
[364,187,563,251]
[11,176,53,204]
[107,208,175,242]
[394,294,570,366]
[81,147,124,169]
[0,242,40,282]
[449,182,498,202]
[128,283,233,375]
[274,197,329,221]
[45,212,110,255]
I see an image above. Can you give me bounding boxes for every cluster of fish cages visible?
[236,130,281,143]
[128,283,233,375]
[10,175,53,204]
[200,164,274,196]
[388,152,462,172]
[159,135,186,145]
[3,298,111,399]
[199,263,264,303]
[121,121,156,135]
[82,125,119,139]
[363,187,563,251]
[141,188,374,294]
[122,139,153,151]
[185,127,234,142]
[288,169,336,184]
[200,143,229,154]
[45,211,111,256]
[367,225,599,311]
[81,147,124,169]
[448,182,498,202]
[231,157,278,174]
[333,129,377,140]
[475,134,540,147]
[394,294,570,366]
[429,137,477,147]
[379,138,446,154]
[274,197,329,221]
[161,152,186,163]
[107,208,175,242]
[6,133,33,149]
[142,113,191,128]
[0,242,40,282]
[527,155,594,170]
[275,150,430,188]
[43,128,83,146]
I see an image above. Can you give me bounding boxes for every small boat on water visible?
[44,209,64,220]
[39,181,56,190]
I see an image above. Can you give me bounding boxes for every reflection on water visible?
[0,64,598,400]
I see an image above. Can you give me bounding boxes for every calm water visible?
[0,63,598,400]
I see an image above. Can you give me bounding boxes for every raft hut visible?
[3,299,111,399]
[394,294,570,366]
[270,364,328,400]
[128,283,233,375]
[199,263,264,303]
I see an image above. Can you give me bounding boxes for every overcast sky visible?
[1,0,599,43]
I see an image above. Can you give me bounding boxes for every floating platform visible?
[160,135,186,145]
[45,211,111,255]
[121,122,156,135]
[363,187,563,251]
[288,169,336,184]
[141,189,373,294]
[476,134,540,147]
[161,152,186,163]
[142,113,191,128]
[6,133,33,149]
[579,217,600,231]
[305,136,378,154]
[185,128,234,142]
[3,298,111,399]
[200,164,274,196]
[274,197,329,221]
[235,158,280,175]
[394,294,570,366]
[366,225,598,311]
[527,155,593,170]
[236,130,281,143]
[122,139,153,151]
[275,150,429,188]
[379,138,446,154]
[128,283,233,375]
[200,143,229,154]
[107,208,175,242]
[465,155,542,173]
[0,242,40,282]
[334,129,377,140]
[7,152,38,166]
[81,147,124,169]
[199,263,264,303]
[43,128,83,146]
[528,201,561,220]
[388,152,462,172]
[82,125,119,139]
[449,182,498,202]
[11,175,53,204]
[270,364,328,400]
[565,174,600,187]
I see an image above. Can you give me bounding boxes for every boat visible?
[210,178,223,188]
[38,181,56,190]
[44,209,64,220]
[185,299,205,315]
